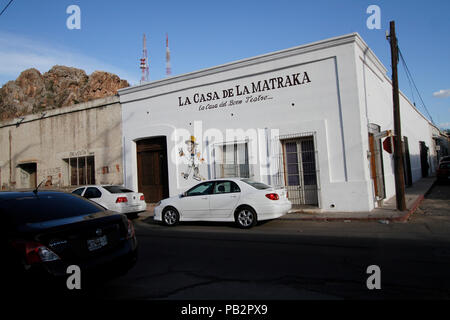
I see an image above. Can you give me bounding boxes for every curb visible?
[392,194,424,222]
[282,181,435,222]
[392,180,436,222]
[279,215,400,222]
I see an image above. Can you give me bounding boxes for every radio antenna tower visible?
[140,33,149,84]
[166,33,171,76]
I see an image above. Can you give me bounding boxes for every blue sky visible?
[0,0,448,129]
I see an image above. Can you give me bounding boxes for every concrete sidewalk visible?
[282,176,436,222]
[136,176,436,223]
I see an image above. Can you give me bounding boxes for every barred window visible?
[214,142,250,179]
[64,155,95,186]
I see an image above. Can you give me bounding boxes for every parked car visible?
[72,185,147,218]
[1,190,137,295]
[154,178,292,228]
[439,156,450,164]
[436,161,450,183]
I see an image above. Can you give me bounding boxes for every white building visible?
[118,33,438,212]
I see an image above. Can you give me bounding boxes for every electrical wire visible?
[398,47,435,125]
[401,55,416,107]
[0,0,14,17]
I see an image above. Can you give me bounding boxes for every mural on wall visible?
[179,135,205,181]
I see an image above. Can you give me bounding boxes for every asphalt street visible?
[80,183,450,299]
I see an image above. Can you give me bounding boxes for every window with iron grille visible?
[63,156,95,186]
[214,142,250,179]
[276,133,319,206]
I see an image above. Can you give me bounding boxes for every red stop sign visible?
[383,137,393,154]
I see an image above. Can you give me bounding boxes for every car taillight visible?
[265,193,279,200]
[116,197,128,203]
[126,219,135,239]
[12,241,60,264]
[140,195,145,201]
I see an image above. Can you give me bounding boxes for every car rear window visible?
[72,188,85,196]
[0,192,105,225]
[103,186,134,193]
[241,179,271,190]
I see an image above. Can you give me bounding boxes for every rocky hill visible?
[0,66,129,121]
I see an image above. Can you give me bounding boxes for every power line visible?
[400,55,416,106]
[0,0,14,17]
[398,47,435,125]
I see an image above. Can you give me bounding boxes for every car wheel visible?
[235,206,257,229]
[162,207,179,226]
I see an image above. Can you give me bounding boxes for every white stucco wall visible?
[120,33,437,212]
[120,33,383,212]
[355,39,436,205]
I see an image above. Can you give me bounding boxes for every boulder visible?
[0,65,129,120]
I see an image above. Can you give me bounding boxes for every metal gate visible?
[279,136,319,206]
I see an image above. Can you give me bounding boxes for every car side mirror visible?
[180,192,187,198]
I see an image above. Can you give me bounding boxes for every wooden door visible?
[368,133,379,197]
[137,137,169,203]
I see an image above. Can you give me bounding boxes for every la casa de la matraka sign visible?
[177,71,312,110]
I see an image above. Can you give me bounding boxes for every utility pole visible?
[388,21,406,211]
[9,130,12,186]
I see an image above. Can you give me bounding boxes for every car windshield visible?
[103,186,134,193]
[186,182,214,196]
[0,192,105,225]
[241,179,271,190]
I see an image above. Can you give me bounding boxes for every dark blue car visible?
[1,190,138,297]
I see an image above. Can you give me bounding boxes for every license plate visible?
[87,235,108,251]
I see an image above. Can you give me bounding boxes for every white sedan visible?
[154,178,292,228]
[72,185,147,217]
